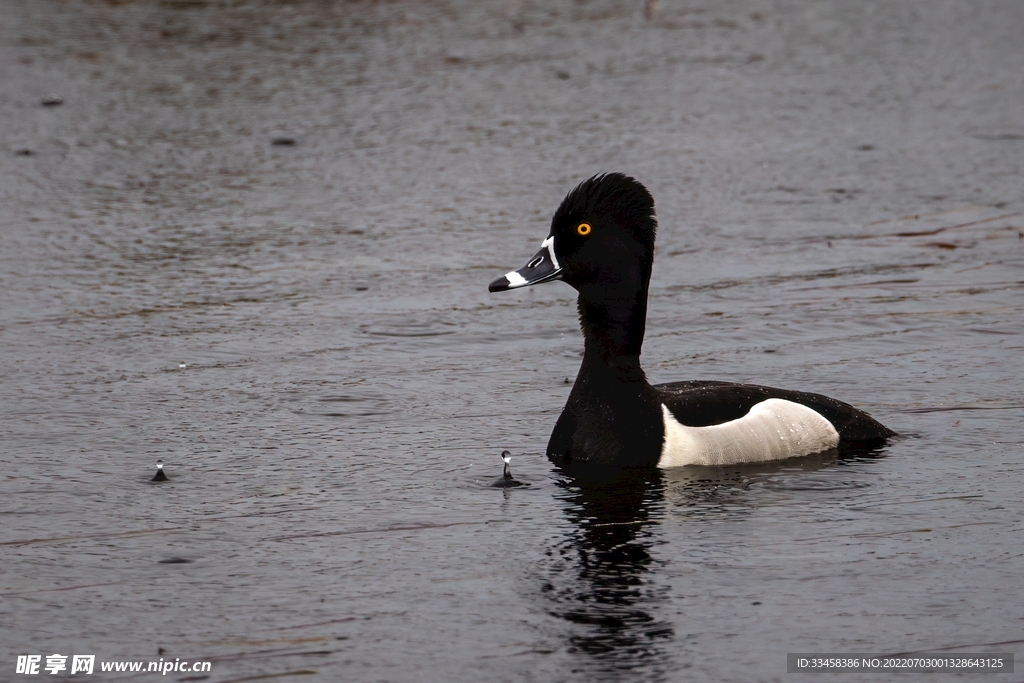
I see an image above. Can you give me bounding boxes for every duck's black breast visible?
[547,361,666,467]
[655,380,895,445]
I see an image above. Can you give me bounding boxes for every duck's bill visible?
[488,236,562,292]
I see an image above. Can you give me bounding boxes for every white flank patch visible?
[658,398,840,468]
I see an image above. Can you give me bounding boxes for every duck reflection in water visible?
[542,464,673,675]
[542,447,888,676]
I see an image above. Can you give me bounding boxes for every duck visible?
[488,173,894,468]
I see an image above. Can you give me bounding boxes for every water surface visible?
[2,1,1023,681]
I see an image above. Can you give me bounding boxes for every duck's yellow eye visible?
[577,223,592,236]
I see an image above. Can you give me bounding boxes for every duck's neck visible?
[576,282,650,383]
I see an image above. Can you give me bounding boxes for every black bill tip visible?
[488,275,511,293]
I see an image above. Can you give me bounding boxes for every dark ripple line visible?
[1,581,123,597]
[269,520,490,542]
[889,637,1024,656]
[1,526,182,547]
[900,404,1024,413]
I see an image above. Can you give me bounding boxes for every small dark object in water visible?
[491,450,526,488]
[151,459,168,482]
[15,148,32,156]
[158,557,191,564]
[41,94,63,106]
[272,136,296,146]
